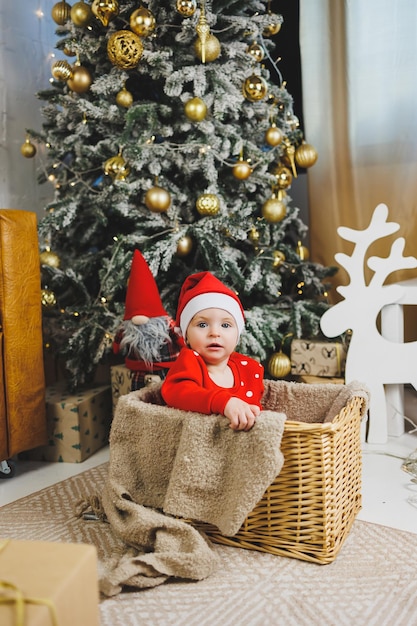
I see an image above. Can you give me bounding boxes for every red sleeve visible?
[161,348,232,415]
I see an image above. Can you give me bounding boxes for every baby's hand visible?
[224,397,261,431]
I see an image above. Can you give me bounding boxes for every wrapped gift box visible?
[291,339,347,377]
[0,538,100,626]
[111,364,133,413]
[22,383,112,463]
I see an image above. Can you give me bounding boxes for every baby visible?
[161,271,264,431]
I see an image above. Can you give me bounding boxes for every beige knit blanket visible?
[99,382,286,595]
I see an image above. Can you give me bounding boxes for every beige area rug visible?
[1,463,417,626]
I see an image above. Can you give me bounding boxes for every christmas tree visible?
[28,0,336,389]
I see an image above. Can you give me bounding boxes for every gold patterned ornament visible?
[194,34,221,62]
[242,74,268,102]
[116,86,133,108]
[282,138,298,178]
[67,64,92,93]
[40,249,61,268]
[248,226,260,247]
[176,235,193,257]
[104,153,130,180]
[71,1,93,27]
[176,0,197,17]
[91,0,119,26]
[20,138,37,158]
[267,350,291,378]
[41,289,57,309]
[51,1,71,25]
[247,42,264,63]
[51,59,73,81]
[196,193,220,216]
[274,165,293,190]
[272,250,286,268]
[232,158,252,180]
[262,192,286,223]
[107,30,144,69]
[265,123,283,147]
[130,7,156,37]
[295,142,318,168]
[195,1,210,63]
[184,97,207,122]
[145,186,171,212]
[296,240,310,261]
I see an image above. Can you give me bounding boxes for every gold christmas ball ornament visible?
[116,86,133,108]
[268,350,291,378]
[130,7,156,37]
[196,193,220,216]
[51,1,71,25]
[184,97,207,122]
[247,42,265,63]
[107,30,144,70]
[296,240,310,261]
[232,159,252,180]
[51,59,73,82]
[262,194,287,223]
[263,17,282,38]
[91,0,119,26]
[104,153,130,180]
[67,65,92,93]
[295,142,318,169]
[41,289,57,309]
[20,138,37,158]
[194,34,221,62]
[274,165,293,190]
[272,250,286,268]
[176,235,193,257]
[176,0,197,17]
[71,1,93,27]
[144,186,171,212]
[265,123,284,147]
[242,74,268,102]
[40,249,61,268]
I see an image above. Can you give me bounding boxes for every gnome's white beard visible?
[119,316,171,368]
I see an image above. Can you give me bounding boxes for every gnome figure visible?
[113,250,183,390]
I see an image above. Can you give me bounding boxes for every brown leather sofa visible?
[0,210,47,474]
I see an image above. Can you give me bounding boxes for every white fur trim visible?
[180,293,244,338]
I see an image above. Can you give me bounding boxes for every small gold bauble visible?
[41,289,57,309]
[104,154,130,180]
[116,87,133,108]
[262,195,287,223]
[67,65,92,93]
[71,1,93,27]
[196,193,220,216]
[268,350,291,378]
[40,249,61,268]
[176,235,193,257]
[194,34,221,62]
[176,0,197,17]
[263,21,282,37]
[232,159,252,180]
[51,59,73,81]
[107,30,144,69]
[248,226,260,245]
[63,46,77,57]
[296,241,310,261]
[274,165,293,190]
[20,138,37,158]
[295,142,318,168]
[184,97,207,122]
[51,1,71,25]
[247,42,265,62]
[130,7,156,37]
[265,124,284,147]
[145,186,171,212]
[242,74,268,102]
[91,0,119,26]
[272,250,286,268]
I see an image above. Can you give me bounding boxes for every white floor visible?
[1,390,417,536]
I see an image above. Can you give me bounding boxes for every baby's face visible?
[186,307,239,363]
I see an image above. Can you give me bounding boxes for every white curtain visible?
[299,0,417,294]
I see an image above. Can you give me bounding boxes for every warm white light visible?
[35,9,44,18]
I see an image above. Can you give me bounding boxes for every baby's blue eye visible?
[222,322,232,328]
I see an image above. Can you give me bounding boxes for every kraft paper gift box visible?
[22,383,112,463]
[111,363,133,413]
[0,538,100,626]
[290,338,347,377]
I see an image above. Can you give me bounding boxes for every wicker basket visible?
[194,387,365,565]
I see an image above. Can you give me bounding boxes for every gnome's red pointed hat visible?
[176,271,245,337]
[124,249,168,320]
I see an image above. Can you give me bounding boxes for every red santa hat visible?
[124,249,168,320]
[176,271,245,338]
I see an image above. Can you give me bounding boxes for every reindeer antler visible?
[368,237,417,287]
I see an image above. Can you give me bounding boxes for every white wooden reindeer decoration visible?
[320,203,417,443]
